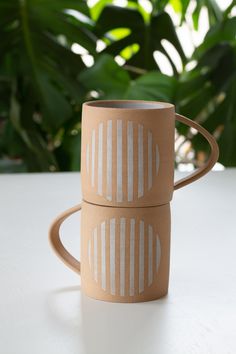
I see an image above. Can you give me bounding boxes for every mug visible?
[81,100,219,207]
[49,201,170,303]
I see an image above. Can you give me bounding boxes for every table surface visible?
[0,170,236,354]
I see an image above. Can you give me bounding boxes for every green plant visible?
[0,0,235,172]
[0,0,96,172]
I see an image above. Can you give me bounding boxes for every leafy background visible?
[0,0,235,172]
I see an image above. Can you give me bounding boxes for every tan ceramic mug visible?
[49,201,170,303]
[81,100,219,207]
[49,100,219,303]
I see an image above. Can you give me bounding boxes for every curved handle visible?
[49,204,82,274]
[174,113,219,190]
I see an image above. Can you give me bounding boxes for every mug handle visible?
[174,113,219,190]
[49,204,82,274]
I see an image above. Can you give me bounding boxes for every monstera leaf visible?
[95,5,186,73]
[80,54,177,101]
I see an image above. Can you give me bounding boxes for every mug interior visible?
[85,100,173,110]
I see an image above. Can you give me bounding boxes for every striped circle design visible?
[85,120,160,202]
[88,217,161,297]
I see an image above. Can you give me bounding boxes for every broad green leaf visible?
[6,90,59,171]
[30,7,97,53]
[125,72,177,101]
[95,6,186,72]
[36,72,73,131]
[80,54,176,102]
[96,6,143,33]
[79,54,130,98]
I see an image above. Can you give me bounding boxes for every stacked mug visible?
[49,100,219,303]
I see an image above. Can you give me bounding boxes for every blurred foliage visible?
[0,0,235,172]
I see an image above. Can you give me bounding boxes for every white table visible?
[0,170,236,354]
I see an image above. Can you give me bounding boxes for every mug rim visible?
[83,99,174,110]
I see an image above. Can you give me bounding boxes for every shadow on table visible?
[46,286,171,354]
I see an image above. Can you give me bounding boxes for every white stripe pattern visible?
[101,221,106,290]
[97,123,103,196]
[85,121,159,201]
[120,218,126,296]
[148,131,152,190]
[117,120,123,202]
[110,218,116,295]
[127,121,134,202]
[107,120,112,201]
[139,220,145,293]
[88,218,161,296]
[129,218,135,296]
[138,124,144,198]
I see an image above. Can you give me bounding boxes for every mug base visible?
[82,288,168,303]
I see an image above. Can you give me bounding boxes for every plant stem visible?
[123,64,147,75]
